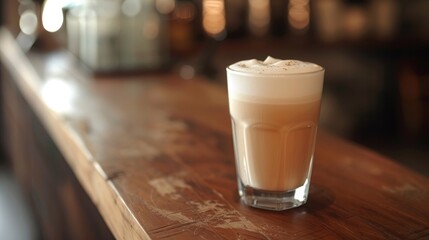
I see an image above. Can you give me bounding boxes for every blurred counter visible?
[1,27,429,239]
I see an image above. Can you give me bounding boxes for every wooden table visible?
[1,28,428,240]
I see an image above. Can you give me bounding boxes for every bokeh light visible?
[42,0,64,33]
[203,0,226,38]
[19,10,38,35]
[288,0,310,30]
[248,0,270,36]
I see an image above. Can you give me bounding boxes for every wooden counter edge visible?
[0,28,151,240]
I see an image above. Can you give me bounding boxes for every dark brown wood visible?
[1,28,428,239]
[2,55,115,240]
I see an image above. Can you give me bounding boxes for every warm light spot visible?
[19,10,38,35]
[288,0,310,30]
[289,7,310,30]
[42,0,64,32]
[203,0,226,38]
[248,0,270,36]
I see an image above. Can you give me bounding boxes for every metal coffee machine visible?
[64,0,169,72]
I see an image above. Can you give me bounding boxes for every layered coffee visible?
[227,57,324,202]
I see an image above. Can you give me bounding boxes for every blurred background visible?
[5,0,424,172]
[1,0,428,239]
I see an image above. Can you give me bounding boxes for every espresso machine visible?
[16,0,169,72]
[65,0,169,72]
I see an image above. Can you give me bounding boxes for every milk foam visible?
[227,57,324,103]
[229,56,323,75]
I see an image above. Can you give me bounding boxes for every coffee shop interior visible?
[0,0,428,239]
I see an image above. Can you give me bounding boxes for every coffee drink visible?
[227,56,324,210]
[230,98,321,191]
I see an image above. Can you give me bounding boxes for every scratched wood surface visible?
[1,28,429,240]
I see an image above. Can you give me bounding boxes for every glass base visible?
[238,179,310,211]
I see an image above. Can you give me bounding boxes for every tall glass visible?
[226,59,324,211]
